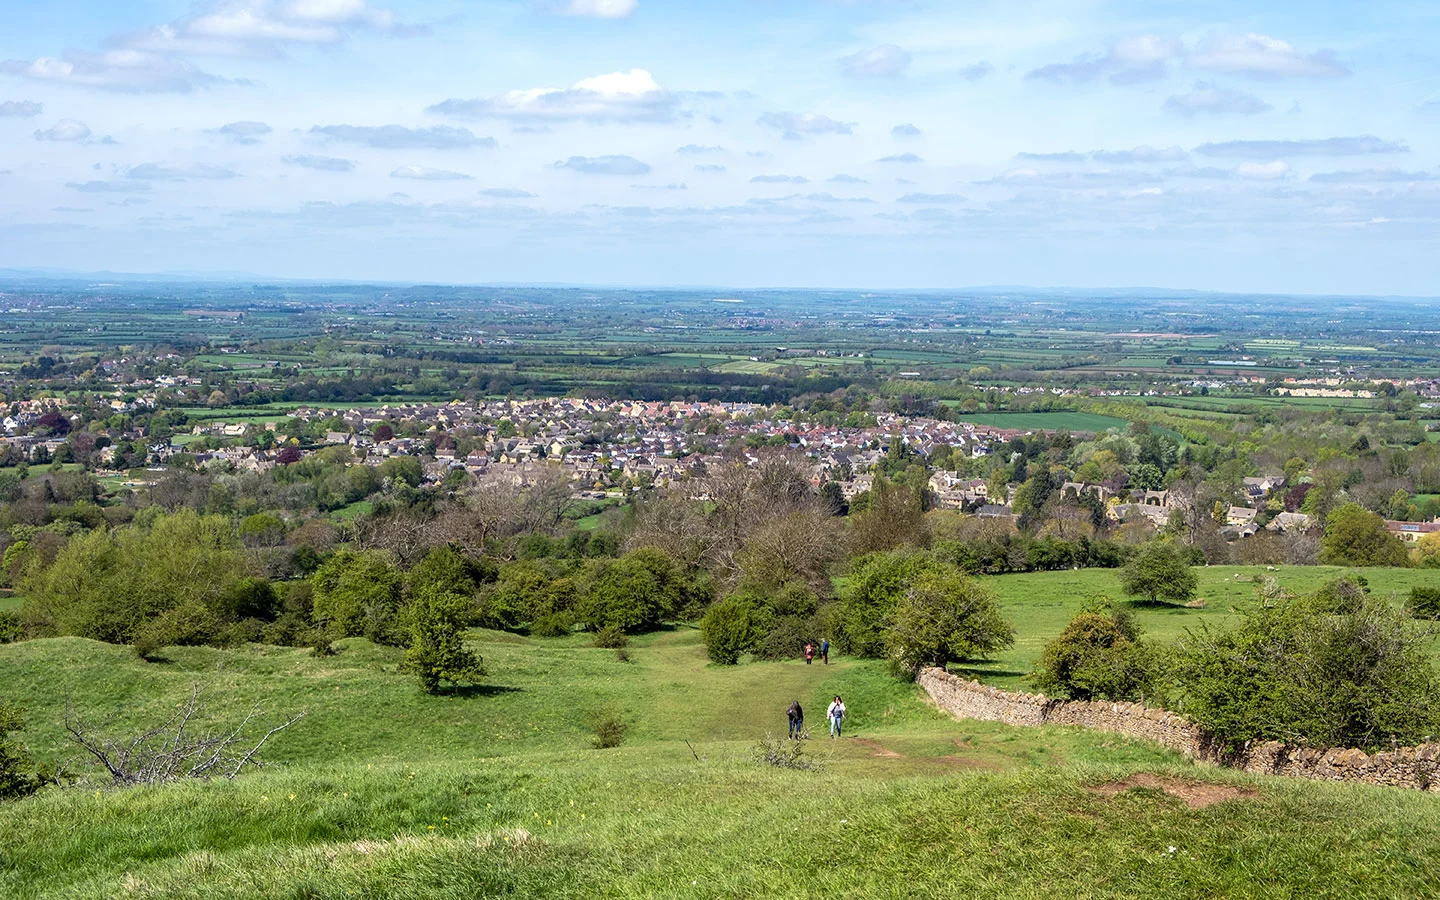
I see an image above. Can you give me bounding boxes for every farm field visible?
[3,629,1440,898]
[946,411,1133,433]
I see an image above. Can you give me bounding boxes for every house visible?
[1226,507,1259,528]
[1384,519,1440,543]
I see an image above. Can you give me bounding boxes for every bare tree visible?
[64,685,303,787]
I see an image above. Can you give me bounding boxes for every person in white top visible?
[826,695,846,738]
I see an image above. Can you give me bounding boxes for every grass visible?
[964,565,1438,690]
[2,586,1440,897]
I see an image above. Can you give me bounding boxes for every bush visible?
[1319,503,1410,567]
[588,707,628,749]
[0,610,22,644]
[883,570,1015,676]
[404,588,484,695]
[751,733,823,771]
[1407,586,1440,620]
[839,550,949,657]
[1,703,43,801]
[1031,602,1152,701]
[1168,589,1440,752]
[592,624,628,649]
[700,594,769,665]
[132,602,225,661]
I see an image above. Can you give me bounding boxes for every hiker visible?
[804,643,814,665]
[786,700,804,739]
[820,638,830,665]
[827,695,846,738]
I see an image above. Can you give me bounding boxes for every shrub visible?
[751,733,823,771]
[404,588,485,695]
[883,570,1015,676]
[1031,602,1152,701]
[1407,586,1440,620]
[588,707,628,749]
[1168,589,1440,752]
[592,624,628,649]
[700,594,769,665]
[615,648,632,663]
[1,703,43,801]
[0,610,22,644]
[132,602,225,661]
[839,550,949,657]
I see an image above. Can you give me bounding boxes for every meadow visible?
[4,565,1440,898]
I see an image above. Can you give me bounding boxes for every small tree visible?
[1407,586,1440,620]
[311,549,404,643]
[404,587,484,694]
[700,594,769,665]
[883,570,1014,676]
[1031,603,1152,701]
[1117,542,1198,604]
[1319,503,1409,567]
[1,703,43,801]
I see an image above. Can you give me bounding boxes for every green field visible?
[947,410,1132,433]
[4,582,1440,897]
[966,566,1439,690]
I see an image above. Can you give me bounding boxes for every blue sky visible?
[1,0,1438,293]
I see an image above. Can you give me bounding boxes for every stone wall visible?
[917,667,1440,792]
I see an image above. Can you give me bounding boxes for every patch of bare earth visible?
[1089,774,1258,809]
[853,738,903,758]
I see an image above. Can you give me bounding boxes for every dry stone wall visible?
[917,667,1440,792]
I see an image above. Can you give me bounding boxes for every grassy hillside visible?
[3,622,1440,898]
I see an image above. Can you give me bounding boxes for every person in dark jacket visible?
[786,700,804,739]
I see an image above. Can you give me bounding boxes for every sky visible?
[1,0,1438,294]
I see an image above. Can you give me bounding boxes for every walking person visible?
[827,695,846,738]
[804,643,814,665]
[786,700,804,739]
[820,638,830,665]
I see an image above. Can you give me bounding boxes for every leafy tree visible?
[700,594,770,665]
[407,545,484,599]
[577,547,705,633]
[1117,542,1198,604]
[883,569,1014,676]
[1319,503,1410,567]
[311,549,404,642]
[839,550,946,657]
[404,587,484,694]
[1031,603,1151,701]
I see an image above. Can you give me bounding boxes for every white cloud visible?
[216,120,272,143]
[1309,168,1436,184]
[828,174,866,184]
[0,101,42,117]
[1016,151,1086,162]
[0,50,224,93]
[898,193,965,204]
[751,174,808,184]
[283,154,355,171]
[677,144,722,155]
[1188,33,1348,79]
[1236,161,1289,180]
[557,0,637,18]
[428,69,678,123]
[1165,82,1272,116]
[877,153,923,164]
[480,187,537,198]
[1196,136,1408,158]
[66,180,151,193]
[34,119,91,141]
[554,155,651,175]
[391,166,473,181]
[892,123,922,139]
[311,124,495,149]
[958,62,993,81]
[841,44,911,78]
[1028,34,1182,84]
[694,164,725,173]
[126,162,239,180]
[757,111,854,140]
[1091,145,1188,164]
